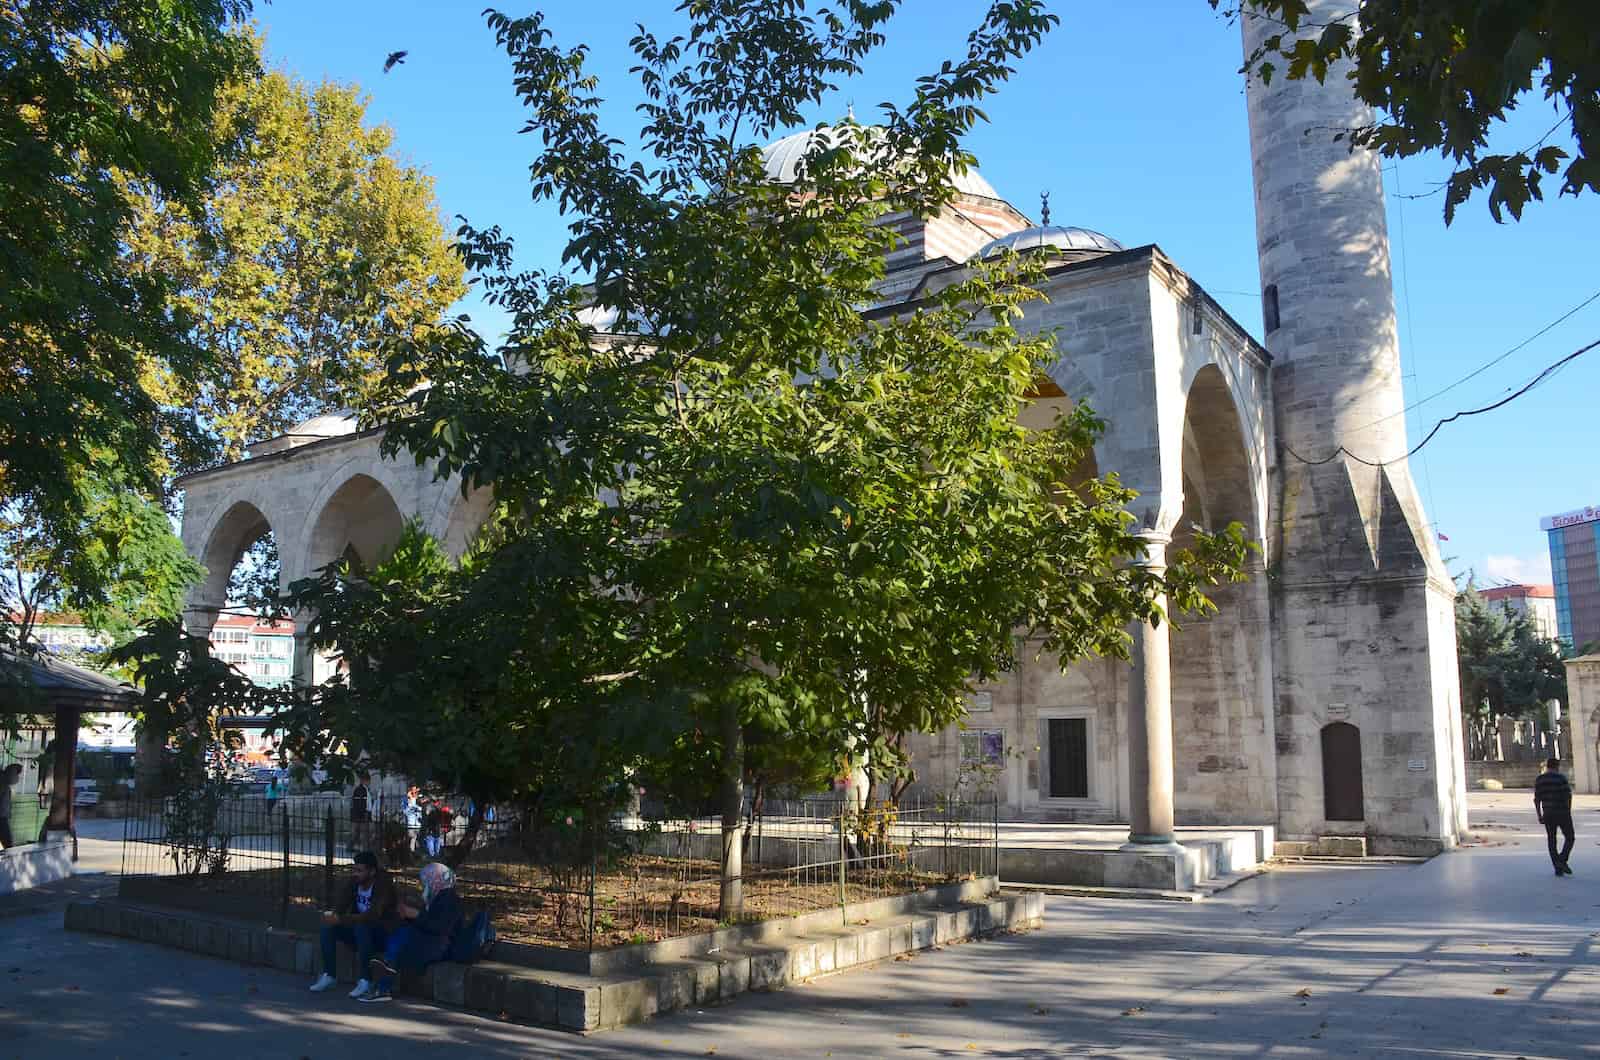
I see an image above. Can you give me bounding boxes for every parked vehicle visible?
[74,744,137,807]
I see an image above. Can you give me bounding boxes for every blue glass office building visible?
[1545,505,1600,652]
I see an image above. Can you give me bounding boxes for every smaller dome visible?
[291,411,358,438]
[759,126,1002,201]
[974,225,1124,260]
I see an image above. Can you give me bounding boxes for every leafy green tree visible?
[119,2,1248,917]
[1221,0,1599,223]
[273,522,653,868]
[122,34,468,463]
[0,1,255,583]
[320,1,1245,917]
[0,470,202,649]
[1455,585,1568,759]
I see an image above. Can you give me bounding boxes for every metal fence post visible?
[992,792,999,883]
[586,826,598,952]
[280,805,290,927]
[837,797,847,924]
[324,807,336,911]
[121,793,131,878]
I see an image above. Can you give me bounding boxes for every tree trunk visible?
[135,719,167,797]
[443,800,487,870]
[718,698,744,922]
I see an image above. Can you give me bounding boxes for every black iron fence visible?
[118,787,998,950]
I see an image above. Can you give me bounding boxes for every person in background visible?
[361,862,463,1003]
[264,771,284,813]
[403,785,423,859]
[422,800,452,859]
[309,851,399,999]
[0,762,22,848]
[35,739,55,810]
[1535,756,1575,877]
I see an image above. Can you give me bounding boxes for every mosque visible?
[172,11,1469,860]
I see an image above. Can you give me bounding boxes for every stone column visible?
[1127,531,1177,846]
[292,611,319,688]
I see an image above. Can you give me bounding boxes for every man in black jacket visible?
[309,851,399,997]
[1535,757,1575,877]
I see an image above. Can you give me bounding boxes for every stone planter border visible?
[66,876,1041,1032]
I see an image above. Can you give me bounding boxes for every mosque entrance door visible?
[1046,717,1089,799]
[1321,722,1365,821]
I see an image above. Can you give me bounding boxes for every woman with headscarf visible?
[359,862,463,1003]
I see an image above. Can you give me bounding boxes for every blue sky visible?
[255,0,1596,586]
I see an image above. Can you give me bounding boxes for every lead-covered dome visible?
[291,411,358,438]
[973,224,1124,260]
[759,126,1003,201]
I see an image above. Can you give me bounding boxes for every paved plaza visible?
[1,792,1597,1058]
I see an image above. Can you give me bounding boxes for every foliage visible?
[162,774,236,877]
[125,3,1247,915]
[0,465,202,663]
[0,0,255,555]
[273,520,650,869]
[1455,585,1568,759]
[112,617,289,791]
[1221,0,1600,223]
[288,0,1248,919]
[121,32,467,464]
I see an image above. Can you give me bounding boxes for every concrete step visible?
[1009,865,1267,903]
[1273,836,1368,858]
[998,826,1273,892]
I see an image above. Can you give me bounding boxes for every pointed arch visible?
[192,501,278,621]
[304,473,407,577]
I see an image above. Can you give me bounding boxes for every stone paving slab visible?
[9,792,1600,1058]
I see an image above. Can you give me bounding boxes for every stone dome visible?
[974,224,1125,259]
[759,126,1002,201]
[291,411,358,437]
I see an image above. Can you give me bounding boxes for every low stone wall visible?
[0,838,73,895]
[66,880,1042,1032]
[1467,760,1569,790]
[499,877,1001,976]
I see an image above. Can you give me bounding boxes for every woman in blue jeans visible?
[360,862,462,1003]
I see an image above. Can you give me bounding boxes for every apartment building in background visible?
[1478,583,1559,641]
[21,613,294,688]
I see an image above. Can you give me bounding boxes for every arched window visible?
[1321,722,1364,822]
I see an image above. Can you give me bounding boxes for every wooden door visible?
[1047,717,1089,799]
[1321,722,1364,821]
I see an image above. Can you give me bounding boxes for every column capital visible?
[1133,529,1171,569]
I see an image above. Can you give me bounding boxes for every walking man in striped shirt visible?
[1535,757,1575,877]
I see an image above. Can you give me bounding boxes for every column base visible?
[1122,835,1183,853]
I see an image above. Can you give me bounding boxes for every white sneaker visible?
[309,973,337,993]
[348,979,372,999]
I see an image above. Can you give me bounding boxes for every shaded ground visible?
[2,792,1598,1057]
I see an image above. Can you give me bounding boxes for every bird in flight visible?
[383,50,408,74]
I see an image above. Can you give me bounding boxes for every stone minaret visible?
[1242,1,1468,852]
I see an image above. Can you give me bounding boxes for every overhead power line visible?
[1349,285,1600,436]
[1283,337,1600,468]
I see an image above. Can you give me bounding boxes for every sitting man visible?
[309,851,398,998]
